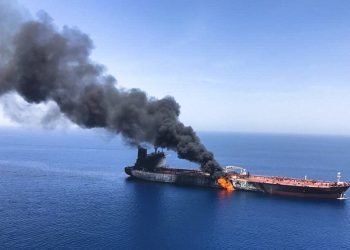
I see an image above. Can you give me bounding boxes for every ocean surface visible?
[1,128,350,249]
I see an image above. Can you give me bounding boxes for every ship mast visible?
[337,172,342,184]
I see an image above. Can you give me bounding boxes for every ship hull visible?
[233,181,349,199]
[125,166,349,199]
[125,167,219,188]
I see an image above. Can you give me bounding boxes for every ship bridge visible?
[223,166,248,175]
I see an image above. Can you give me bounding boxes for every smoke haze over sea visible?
[0,0,221,173]
[1,0,349,135]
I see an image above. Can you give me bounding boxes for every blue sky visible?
[2,0,350,135]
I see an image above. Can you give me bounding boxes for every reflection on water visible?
[217,189,235,200]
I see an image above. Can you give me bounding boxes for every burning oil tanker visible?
[125,147,350,199]
[1,3,349,200]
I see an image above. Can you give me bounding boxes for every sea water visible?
[1,129,350,249]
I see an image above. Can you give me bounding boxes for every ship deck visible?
[231,174,350,188]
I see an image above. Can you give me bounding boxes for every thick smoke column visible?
[0,11,222,174]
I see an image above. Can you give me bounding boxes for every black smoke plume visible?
[0,10,222,174]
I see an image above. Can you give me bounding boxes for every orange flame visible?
[217,177,235,191]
